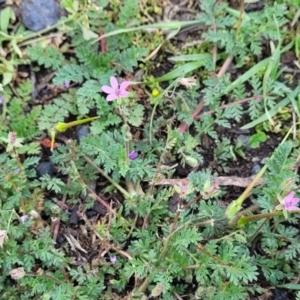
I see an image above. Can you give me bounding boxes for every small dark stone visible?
[76,125,89,140]
[0,0,5,9]
[245,0,264,12]
[273,288,288,300]
[92,201,107,216]
[176,164,190,177]
[21,0,60,32]
[36,161,55,178]
[69,205,79,227]
[169,193,181,213]
[251,164,261,175]
[55,234,65,249]
[86,210,98,218]
[236,134,249,146]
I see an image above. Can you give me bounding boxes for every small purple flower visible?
[9,132,17,144]
[14,168,20,174]
[181,183,187,193]
[110,255,117,264]
[283,191,300,211]
[20,215,28,223]
[0,96,4,104]
[101,76,129,101]
[180,179,189,195]
[64,81,70,88]
[128,150,139,160]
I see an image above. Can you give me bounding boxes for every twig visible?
[151,175,264,188]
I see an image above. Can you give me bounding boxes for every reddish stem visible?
[99,27,106,53]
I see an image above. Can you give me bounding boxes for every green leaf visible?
[127,104,144,126]
[278,283,300,290]
[0,7,12,33]
[248,131,267,149]
[81,26,98,40]
[157,60,207,82]
[168,53,211,62]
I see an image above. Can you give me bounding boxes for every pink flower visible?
[283,191,300,211]
[110,255,117,264]
[101,76,129,101]
[64,81,70,88]
[128,150,139,160]
[20,215,28,223]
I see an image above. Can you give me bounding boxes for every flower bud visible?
[9,267,25,280]
[56,122,68,132]
[174,179,194,198]
[185,156,198,168]
[151,284,164,297]
[201,179,220,199]
[0,230,9,248]
[225,197,244,221]
[281,178,293,192]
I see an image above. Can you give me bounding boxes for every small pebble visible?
[251,164,261,175]
[273,288,287,300]
[76,125,89,140]
[236,134,249,146]
[21,0,60,32]
[36,161,55,178]
[69,205,79,227]
[86,210,98,218]
[251,157,260,163]
[55,234,65,249]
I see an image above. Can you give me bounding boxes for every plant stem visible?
[248,217,270,243]
[159,210,181,259]
[178,55,233,133]
[226,126,293,221]
[136,277,151,294]
[83,155,131,199]
[137,207,182,293]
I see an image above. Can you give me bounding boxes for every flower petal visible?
[128,150,139,160]
[110,256,117,264]
[286,191,295,201]
[286,206,300,211]
[102,85,114,94]
[119,90,129,98]
[106,94,117,101]
[120,81,130,91]
[110,76,119,89]
[290,197,300,205]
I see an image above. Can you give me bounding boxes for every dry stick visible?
[178,55,234,133]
